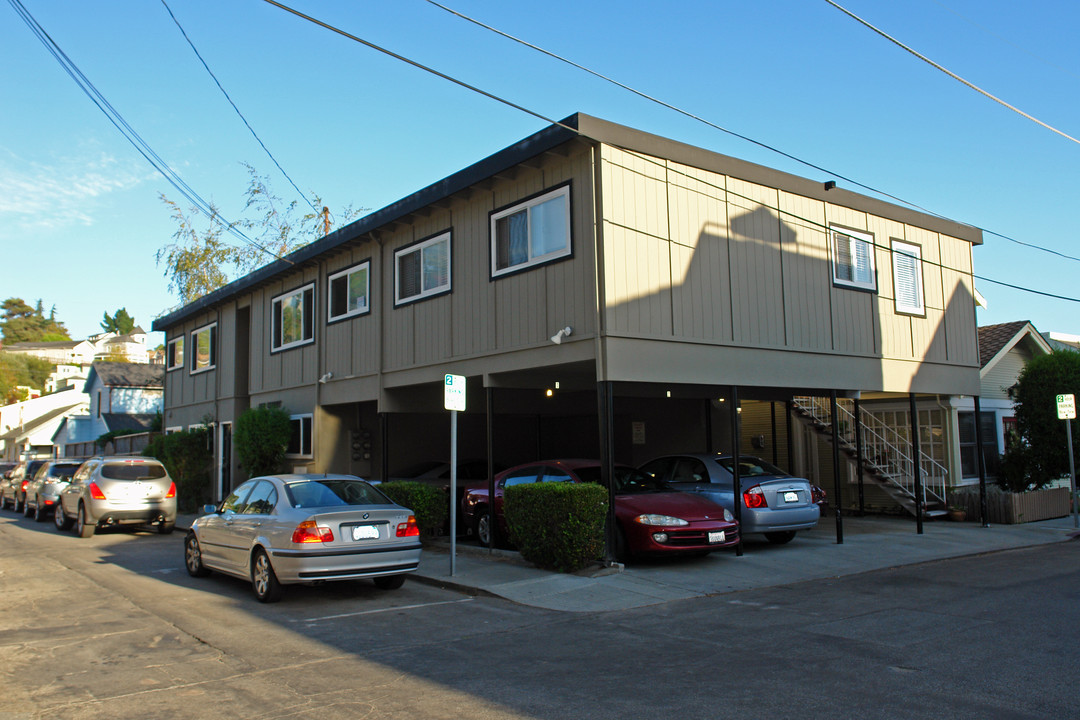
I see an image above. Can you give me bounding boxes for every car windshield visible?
[574,466,670,493]
[714,456,787,477]
[101,463,167,481]
[285,479,391,508]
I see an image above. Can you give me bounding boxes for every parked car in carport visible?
[23,459,84,522]
[639,454,821,544]
[461,459,740,560]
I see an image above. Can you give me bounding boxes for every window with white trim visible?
[287,414,313,457]
[491,185,571,277]
[328,261,370,322]
[190,323,217,374]
[395,232,450,305]
[830,225,876,291]
[166,337,184,371]
[272,284,314,351]
[891,240,924,315]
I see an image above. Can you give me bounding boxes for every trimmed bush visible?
[234,405,292,478]
[505,482,607,573]
[378,481,449,537]
[143,428,212,512]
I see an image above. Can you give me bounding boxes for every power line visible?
[160,0,319,217]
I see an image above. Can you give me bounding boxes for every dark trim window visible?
[891,240,925,315]
[830,225,877,291]
[490,184,572,277]
[328,261,370,322]
[272,283,315,352]
[395,231,450,305]
[190,323,217,374]
[959,411,999,478]
[287,414,313,457]
[166,337,184,371]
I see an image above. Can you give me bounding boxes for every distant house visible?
[0,387,88,460]
[90,327,152,363]
[1042,331,1080,352]
[82,361,164,441]
[3,339,97,365]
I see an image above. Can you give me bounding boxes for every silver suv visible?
[55,457,177,538]
[23,459,84,522]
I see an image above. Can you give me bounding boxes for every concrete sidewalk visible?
[177,512,1080,613]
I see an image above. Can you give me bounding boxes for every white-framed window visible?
[327,261,370,322]
[190,323,217,374]
[166,337,184,371]
[490,184,572,278]
[830,225,877,291]
[287,414,313,457]
[271,283,315,352]
[164,426,183,435]
[395,231,450,306]
[891,240,924,315]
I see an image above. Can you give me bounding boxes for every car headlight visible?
[634,514,689,526]
[723,508,735,522]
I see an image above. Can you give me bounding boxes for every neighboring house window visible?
[959,411,999,478]
[892,240,924,315]
[395,231,451,305]
[190,323,217,373]
[830,225,877,291]
[164,426,182,435]
[272,284,315,351]
[327,261,370,322]
[287,414,313,457]
[96,390,102,418]
[490,184,572,277]
[166,337,184,371]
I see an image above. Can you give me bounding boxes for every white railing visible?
[792,396,948,509]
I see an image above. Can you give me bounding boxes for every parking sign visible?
[444,374,466,411]
[1058,394,1076,420]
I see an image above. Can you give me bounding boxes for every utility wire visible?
[421,0,1080,267]
[160,0,319,216]
[5,0,287,265]
[823,0,1080,146]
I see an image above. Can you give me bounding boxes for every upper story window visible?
[272,284,314,352]
[190,323,217,374]
[491,184,572,278]
[328,261,370,322]
[891,240,925,315]
[395,231,450,306]
[166,337,184,371]
[830,225,877,291]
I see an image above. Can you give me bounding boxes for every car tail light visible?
[89,482,107,500]
[292,520,334,543]
[811,485,826,504]
[20,480,29,491]
[743,485,767,509]
[396,515,420,537]
[165,482,176,498]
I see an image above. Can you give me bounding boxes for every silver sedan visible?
[185,474,423,603]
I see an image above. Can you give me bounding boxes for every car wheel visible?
[765,530,797,545]
[54,504,73,531]
[184,533,211,577]
[12,494,22,513]
[23,497,34,518]
[373,574,405,590]
[473,508,492,548]
[157,522,175,535]
[76,504,95,538]
[251,548,282,603]
[33,498,47,522]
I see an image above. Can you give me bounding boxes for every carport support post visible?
[770,402,778,466]
[973,395,989,528]
[854,397,865,515]
[910,393,924,535]
[730,386,743,557]
[829,391,844,545]
[487,387,497,551]
[379,412,389,483]
[598,381,617,565]
[785,399,794,473]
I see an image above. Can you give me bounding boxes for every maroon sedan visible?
[461,459,739,560]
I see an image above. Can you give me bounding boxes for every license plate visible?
[708,531,725,543]
[784,491,799,503]
[351,525,379,540]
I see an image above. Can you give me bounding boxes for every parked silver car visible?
[639,454,820,543]
[55,457,177,537]
[185,474,422,603]
[1,459,48,513]
[23,459,84,522]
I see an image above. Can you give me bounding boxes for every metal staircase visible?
[792,396,949,518]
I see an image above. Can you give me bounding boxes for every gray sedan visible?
[640,454,821,543]
[185,474,423,603]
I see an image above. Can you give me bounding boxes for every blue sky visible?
[2,0,1077,344]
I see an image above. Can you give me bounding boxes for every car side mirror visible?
[202,503,219,515]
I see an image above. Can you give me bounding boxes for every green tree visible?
[101,308,136,334]
[1,298,70,344]
[157,164,359,304]
[0,353,54,403]
[998,350,1080,491]
[234,405,292,478]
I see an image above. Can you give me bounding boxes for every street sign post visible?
[445,374,466,574]
[1057,394,1078,528]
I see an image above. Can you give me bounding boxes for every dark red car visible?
[461,459,739,560]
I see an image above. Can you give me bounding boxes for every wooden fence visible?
[954,487,1072,524]
[63,432,158,459]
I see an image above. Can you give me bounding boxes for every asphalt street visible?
[1,509,1077,719]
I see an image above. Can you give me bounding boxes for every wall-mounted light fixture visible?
[550,326,573,344]
[545,388,554,397]
[318,372,333,384]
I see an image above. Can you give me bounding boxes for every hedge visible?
[377,481,449,537]
[505,482,607,573]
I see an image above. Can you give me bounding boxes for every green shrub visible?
[505,483,607,573]
[143,428,212,513]
[234,405,292,478]
[377,481,449,537]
